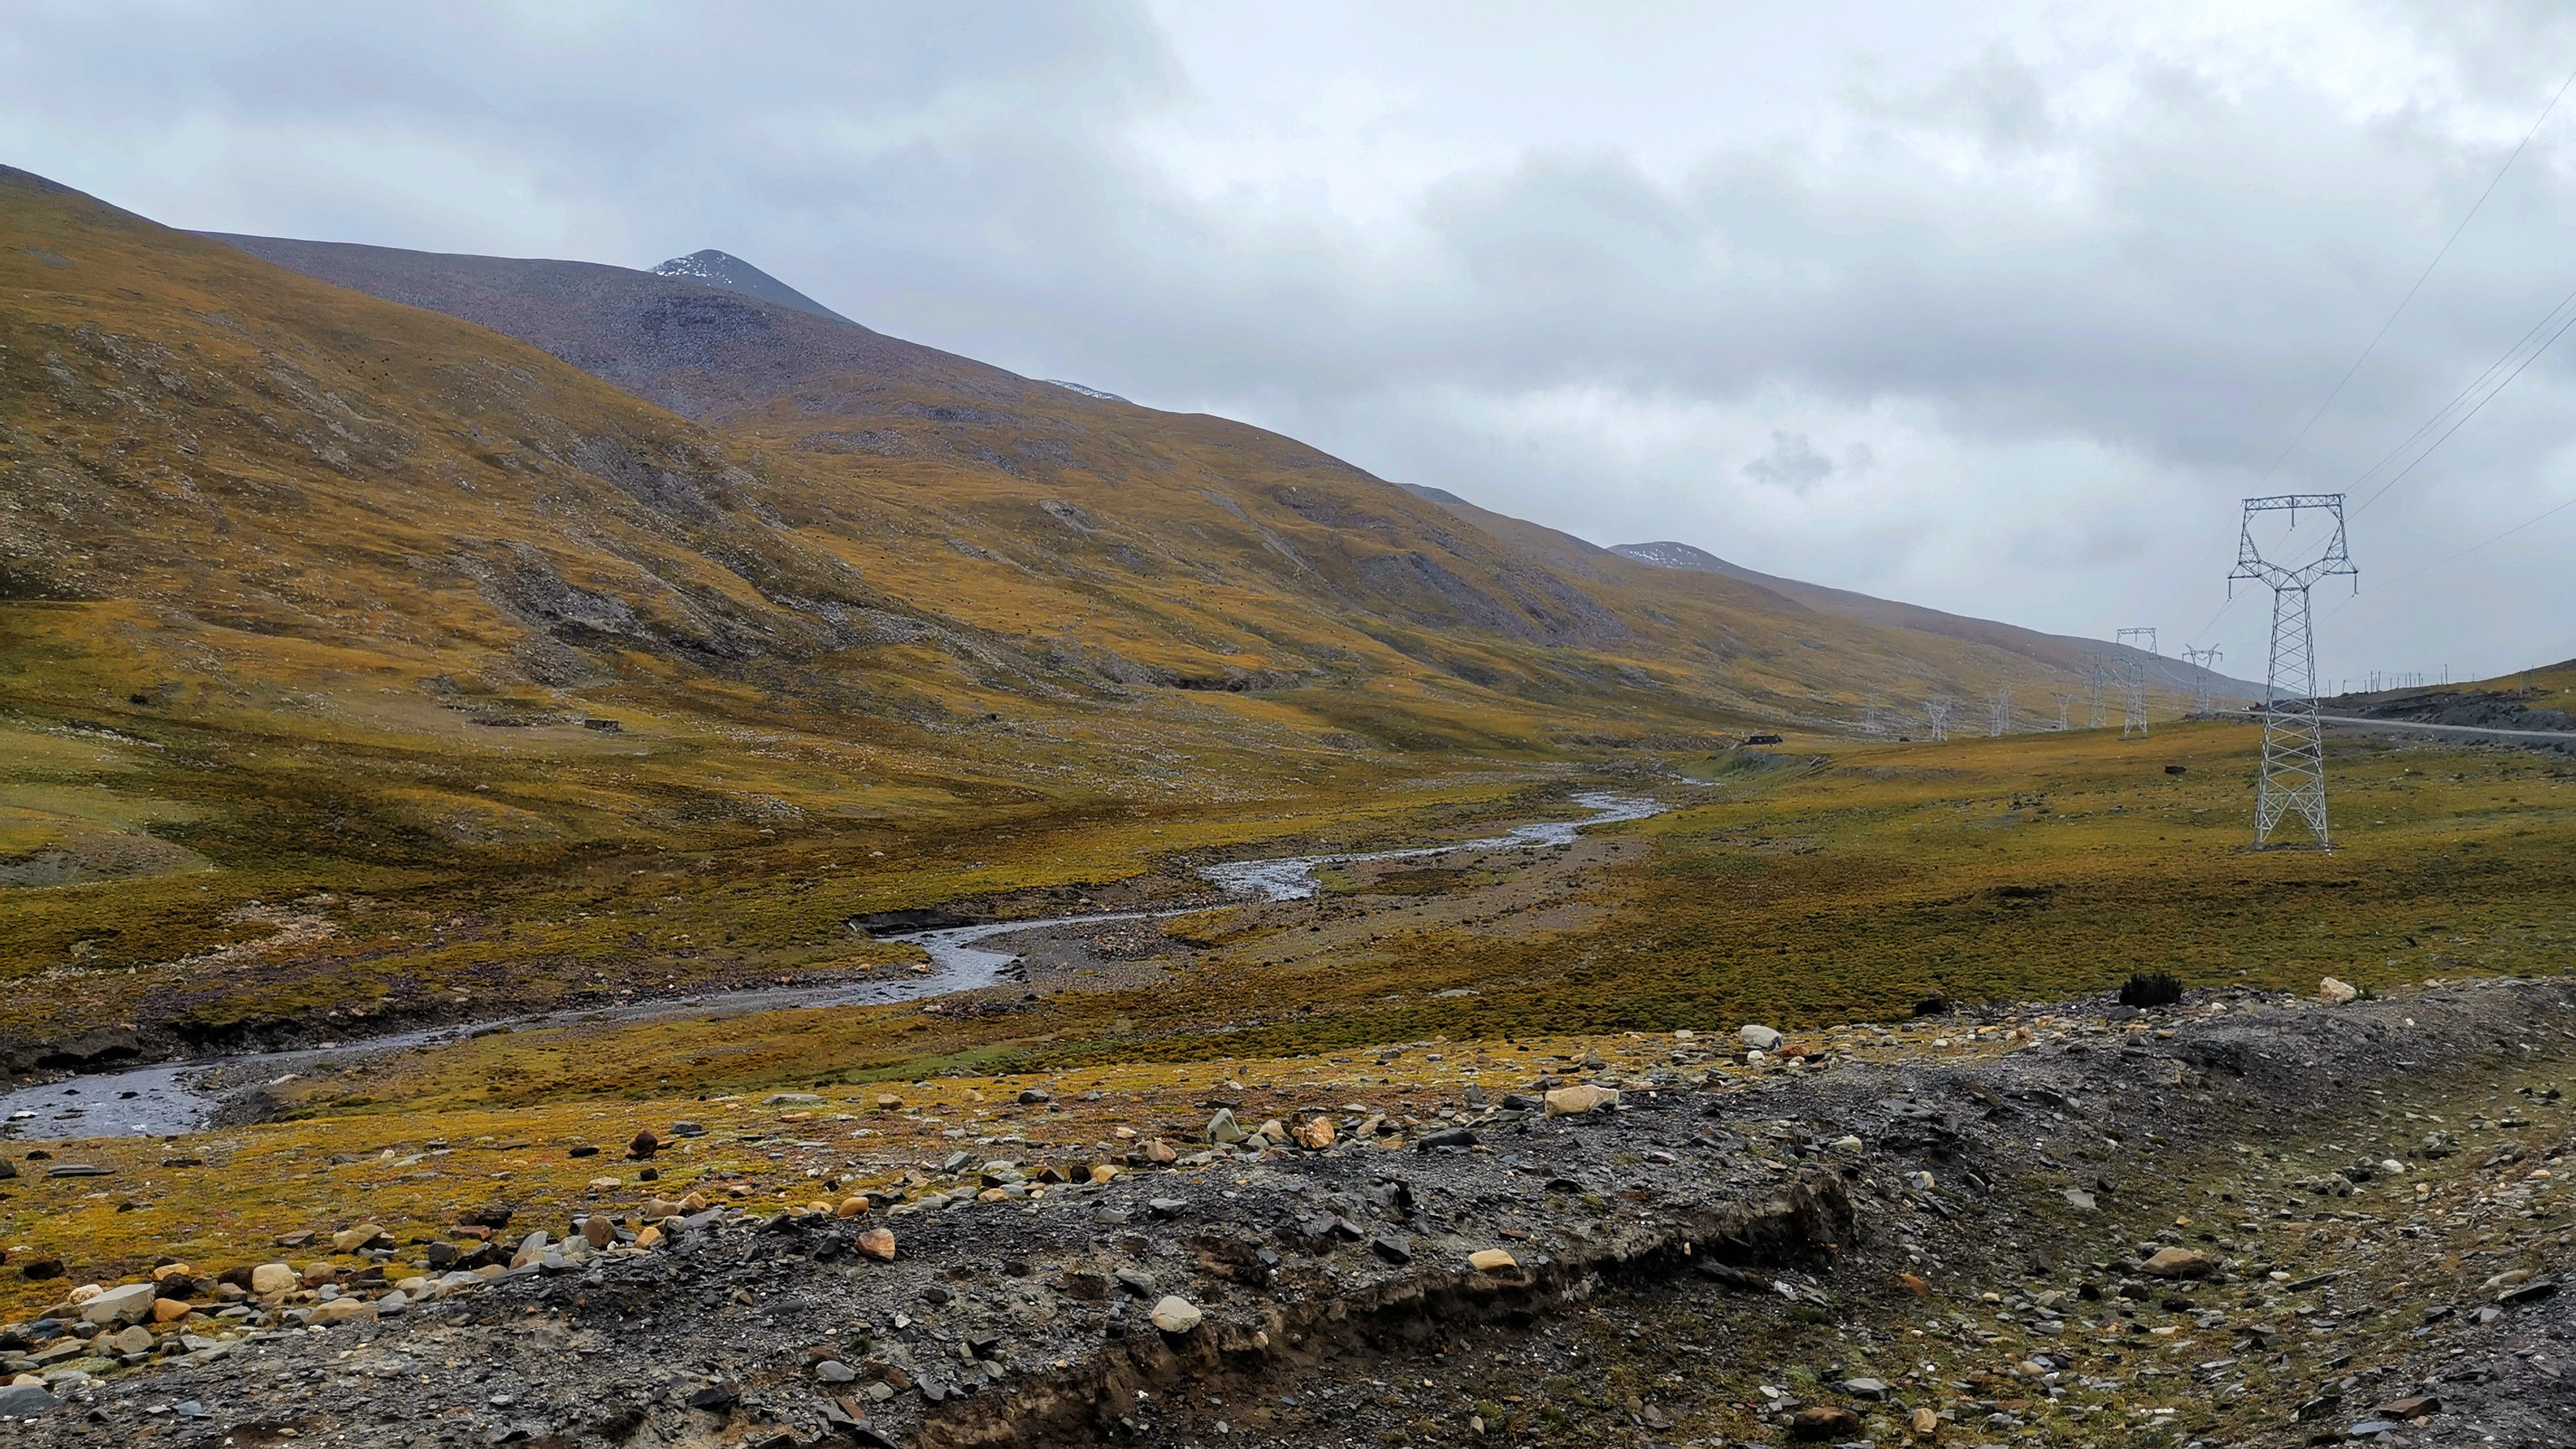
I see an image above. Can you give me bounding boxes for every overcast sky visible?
[7,1,2575,684]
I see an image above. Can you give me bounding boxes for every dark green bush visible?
[2119,971,2184,1008]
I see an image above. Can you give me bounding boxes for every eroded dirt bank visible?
[6,976,2575,1447]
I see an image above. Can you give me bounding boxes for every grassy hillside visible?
[4,166,2499,1066]
[210,227,2152,732]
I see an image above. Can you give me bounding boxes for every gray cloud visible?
[1742,432,1839,494]
[4,0,2573,678]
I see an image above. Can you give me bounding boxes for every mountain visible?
[1607,540,2259,700]
[192,224,2070,725]
[0,162,2280,1050]
[649,247,853,324]
[3,163,2244,791]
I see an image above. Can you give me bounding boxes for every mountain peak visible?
[649,248,851,324]
[1610,540,1738,572]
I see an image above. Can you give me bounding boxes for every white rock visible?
[1739,1024,1783,1051]
[1148,1295,1203,1334]
[78,1283,158,1328]
[2317,977,2358,1005]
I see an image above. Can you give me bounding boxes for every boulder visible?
[1205,1109,1246,1145]
[1543,1084,1621,1117]
[250,1263,299,1296]
[331,1224,389,1253]
[1293,1117,1336,1150]
[857,1229,897,1262]
[151,1298,192,1324]
[836,1197,871,1218]
[2141,1247,2215,1279]
[79,1283,159,1328]
[2318,977,2359,1005]
[1739,1024,1784,1052]
[311,1297,374,1325]
[1790,1405,1863,1439]
[1148,1295,1202,1334]
[1467,1249,1517,1272]
[0,1381,55,1417]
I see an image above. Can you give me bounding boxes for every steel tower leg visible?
[2254,584,2332,849]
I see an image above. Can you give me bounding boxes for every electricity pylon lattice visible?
[2230,494,2357,849]
[1925,696,1953,743]
[2085,660,2109,729]
[2116,628,2157,739]
[2050,691,2076,730]
[2183,647,2222,715]
[1989,686,2011,737]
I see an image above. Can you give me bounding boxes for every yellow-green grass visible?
[201,721,2575,1125]
[0,1017,2014,1323]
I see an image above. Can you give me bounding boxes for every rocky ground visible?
[5,977,2574,1448]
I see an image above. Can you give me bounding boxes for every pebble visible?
[1467,1249,1517,1272]
[1148,1296,1203,1333]
[816,1359,857,1383]
[857,1229,897,1262]
[1293,1117,1336,1149]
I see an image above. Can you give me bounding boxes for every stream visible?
[0,792,1663,1142]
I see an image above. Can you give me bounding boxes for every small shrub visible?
[2119,971,2184,1008]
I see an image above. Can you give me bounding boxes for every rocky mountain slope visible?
[200,214,2171,731]
[652,248,855,325]
[1609,539,2257,700]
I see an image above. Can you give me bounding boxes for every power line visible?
[2151,63,2575,646]
[2330,490,2576,616]
[2348,285,2576,514]
[2254,62,2576,489]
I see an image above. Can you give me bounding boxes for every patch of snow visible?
[1044,379,1131,404]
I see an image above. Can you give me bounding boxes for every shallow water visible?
[0,793,1664,1142]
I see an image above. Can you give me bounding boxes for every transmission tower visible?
[2182,647,2222,715]
[2230,494,2357,849]
[1925,696,1953,743]
[1989,686,2012,737]
[2085,660,2109,729]
[1860,692,1883,737]
[2050,691,2076,730]
[2116,628,2157,739]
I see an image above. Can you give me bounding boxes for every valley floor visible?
[5,975,2573,1447]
